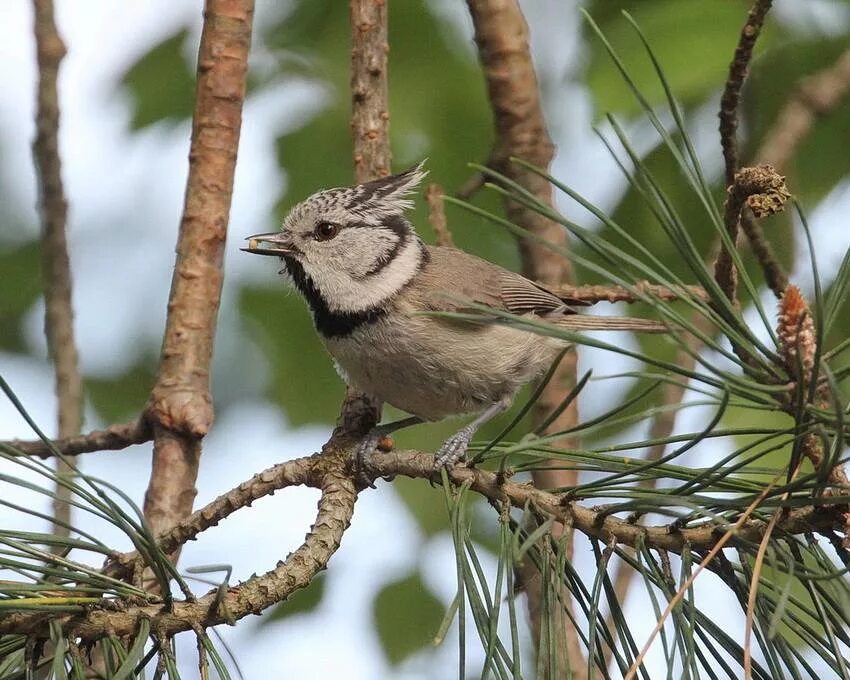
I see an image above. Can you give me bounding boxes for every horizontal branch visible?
[553,281,708,305]
[369,450,842,552]
[4,447,844,641]
[2,419,151,458]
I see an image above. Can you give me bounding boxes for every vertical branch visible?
[466,0,584,676]
[425,183,454,247]
[143,0,254,538]
[350,0,390,184]
[32,0,82,541]
[715,0,773,303]
[336,0,393,440]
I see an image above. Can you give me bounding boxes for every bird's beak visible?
[241,231,298,257]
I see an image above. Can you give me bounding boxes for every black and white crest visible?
[283,162,428,231]
[275,162,429,337]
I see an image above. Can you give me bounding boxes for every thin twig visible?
[715,0,773,305]
[31,0,82,546]
[466,1,584,672]
[456,170,485,200]
[143,0,254,540]
[738,212,788,297]
[554,281,707,304]
[719,0,773,187]
[425,183,453,247]
[4,419,151,458]
[717,164,790,305]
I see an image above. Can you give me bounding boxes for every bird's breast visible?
[323,312,562,420]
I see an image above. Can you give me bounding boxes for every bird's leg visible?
[356,416,424,484]
[434,399,510,470]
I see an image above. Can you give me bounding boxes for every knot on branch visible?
[777,285,816,385]
[729,165,791,218]
[146,389,214,438]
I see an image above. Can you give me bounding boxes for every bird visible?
[242,163,665,472]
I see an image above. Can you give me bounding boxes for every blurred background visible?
[1,0,850,677]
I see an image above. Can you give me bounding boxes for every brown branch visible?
[719,0,773,187]
[425,183,453,247]
[465,1,583,672]
[554,281,708,304]
[331,0,395,445]
[456,171,485,200]
[716,164,789,304]
[104,454,315,580]
[350,0,390,183]
[738,212,788,297]
[3,419,151,458]
[715,0,773,306]
[32,0,82,544]
[3,448,843,641]
[142,0,254,539]
[2,450,357,641]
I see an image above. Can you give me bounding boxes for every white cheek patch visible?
[302,236,423,314]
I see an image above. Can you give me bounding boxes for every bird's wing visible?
[415,246,584,316]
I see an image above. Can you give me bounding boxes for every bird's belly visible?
[324,316,562,421]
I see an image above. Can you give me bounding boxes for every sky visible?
[1,1,850,678]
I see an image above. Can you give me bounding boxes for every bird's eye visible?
[313,222,340,242]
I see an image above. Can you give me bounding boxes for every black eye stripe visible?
[344,214,409,238]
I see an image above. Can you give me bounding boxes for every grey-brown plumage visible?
[243,164,665,469]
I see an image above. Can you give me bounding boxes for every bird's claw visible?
[354,429,396,488]
[355,430,383,489]
[433,426,475,471]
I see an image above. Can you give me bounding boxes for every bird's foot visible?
[433,425,476,471]
[354,428,396,488]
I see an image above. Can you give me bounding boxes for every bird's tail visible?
[553,315,667,333]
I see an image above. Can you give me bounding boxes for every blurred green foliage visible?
[3,0,850,670]
[584,1,779,118]
[0,242,41,353]
[120,29,195,130]
[372,569,444,666]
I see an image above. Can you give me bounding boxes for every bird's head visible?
[243,163,428,314]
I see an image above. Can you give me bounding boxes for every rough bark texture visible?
[350,0,390,183]
[715,0,773,304]
[2,447,841,641]
[336,0,394,439]
[32,0,82,543]
[4,419,151,458]
[143,0,254,538]
[466,1,584,675]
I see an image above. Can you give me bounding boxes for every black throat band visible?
[281,256,388,338]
